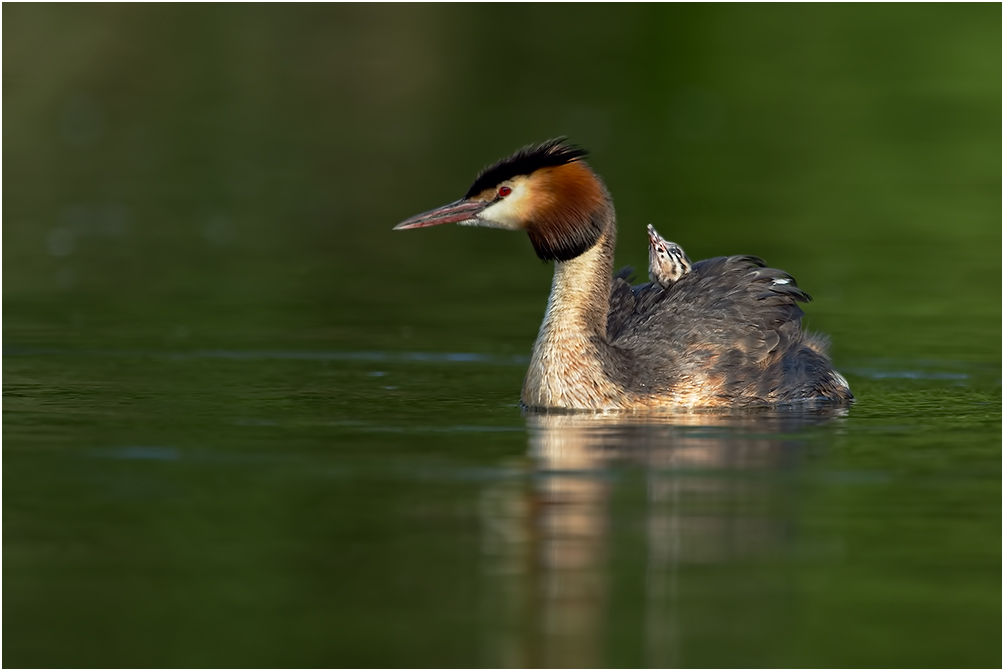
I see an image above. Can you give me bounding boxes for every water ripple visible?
[4,346,529,366]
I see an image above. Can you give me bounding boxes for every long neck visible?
[522,219,623,410]
[542,226,615,337]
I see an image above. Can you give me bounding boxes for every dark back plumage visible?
[605,255,849,404]
[464,138,588,198]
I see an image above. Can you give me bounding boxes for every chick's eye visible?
[498,186,512,197]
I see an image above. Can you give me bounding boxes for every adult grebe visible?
[394,138,853,410]
[647,223,692,287]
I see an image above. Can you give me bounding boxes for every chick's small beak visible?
[393,199,487,230]
[646,224,660,245]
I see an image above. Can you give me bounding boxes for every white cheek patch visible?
[476,182,530,230]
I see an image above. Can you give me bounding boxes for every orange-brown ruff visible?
[394,139,854,410]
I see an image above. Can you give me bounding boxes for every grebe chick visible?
[394,138,853,411]
[647,223,691,287]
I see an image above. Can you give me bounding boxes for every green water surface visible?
[4,4,1001,667]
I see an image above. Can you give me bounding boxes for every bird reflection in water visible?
[479,407,848,667]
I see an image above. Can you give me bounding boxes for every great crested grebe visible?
[647,223,692,287]
[394,138,853,410]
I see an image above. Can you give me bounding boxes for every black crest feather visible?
[464,137,588,198]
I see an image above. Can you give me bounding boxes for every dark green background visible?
[4,4,1000,667]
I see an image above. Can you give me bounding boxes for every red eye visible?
[498,186,512,197]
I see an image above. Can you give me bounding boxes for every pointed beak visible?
[393,199,488,230]
[646,224,660,245]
